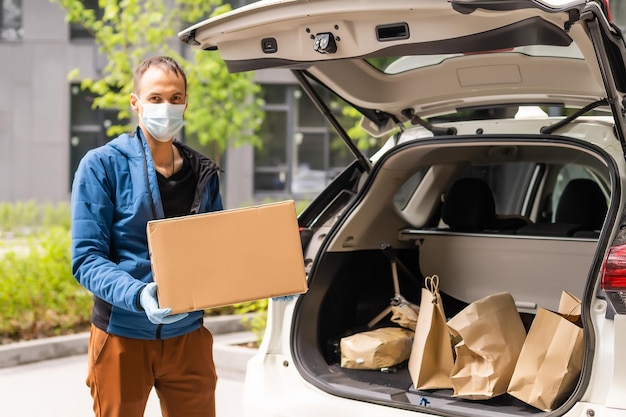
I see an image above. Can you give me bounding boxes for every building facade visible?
[0,0,353,209]
[1,0,624,208]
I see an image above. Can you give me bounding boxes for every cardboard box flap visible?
[147,200,307,313]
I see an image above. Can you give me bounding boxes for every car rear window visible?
[393,162,537,216]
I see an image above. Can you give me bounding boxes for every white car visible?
[181,1,626,416]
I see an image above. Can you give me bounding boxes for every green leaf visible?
[52,0,264,166]
[67,68,81,81]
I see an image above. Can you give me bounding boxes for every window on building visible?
[255,85,289,192]
[1,0,22,41]
[254,83,355,197]
[69,84,128,188]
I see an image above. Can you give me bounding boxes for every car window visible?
[392,162,537,222]
[459,163,537,215]
[393,169,428,210]
[391,160,610,226]
[550,164,609,221]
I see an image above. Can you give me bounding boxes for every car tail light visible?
[602,244,626,290]
[601,244,626,314]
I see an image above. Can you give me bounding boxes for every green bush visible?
[0,227,92,342]
[0,201,88,342]
[0,200,71,236]
[233,299,268,343]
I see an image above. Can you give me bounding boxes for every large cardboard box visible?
[147,200,307,313]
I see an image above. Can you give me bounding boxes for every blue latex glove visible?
[272,295,296,302]
[139,282,188,325]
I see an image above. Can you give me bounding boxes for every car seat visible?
[441,178,528,232]
[555,178,607,237]
[441,178,495,231]
[517,178,607,237]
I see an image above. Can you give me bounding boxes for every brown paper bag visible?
[447,292,526,400]
[390,304,419,330]
[408,275,455,389]
[507,291,584,411]
[340,327,414,370]
[559,290,582,323]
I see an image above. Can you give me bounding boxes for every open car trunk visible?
[179,1,626,414]
[291,132,614,416]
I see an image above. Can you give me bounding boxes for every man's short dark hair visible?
[133,56,187,94]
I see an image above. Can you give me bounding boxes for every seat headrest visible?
[442,178,496,230]
[555,178,607,230]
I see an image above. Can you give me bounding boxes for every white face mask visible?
[137,98,186,142]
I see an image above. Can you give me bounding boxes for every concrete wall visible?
[0,0,99,203]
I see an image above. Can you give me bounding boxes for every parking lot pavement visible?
[0,331,257,417]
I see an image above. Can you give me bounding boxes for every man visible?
[71,56,222,417]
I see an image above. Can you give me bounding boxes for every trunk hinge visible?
[401,109,457,136]
[564,9,581,33]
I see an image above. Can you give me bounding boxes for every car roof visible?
[180,0,626,135]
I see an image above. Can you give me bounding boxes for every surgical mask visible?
[137,98,186,142]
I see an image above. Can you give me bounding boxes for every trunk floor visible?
[324,364,544,416]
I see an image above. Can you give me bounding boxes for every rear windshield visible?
[393,161,609,223]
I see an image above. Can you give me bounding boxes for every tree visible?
[50,0,264,165]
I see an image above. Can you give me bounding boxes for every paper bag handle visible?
[425,275,440,304]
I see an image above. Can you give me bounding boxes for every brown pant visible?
[86,325,217,417]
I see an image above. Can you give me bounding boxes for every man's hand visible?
[140,282,188,324]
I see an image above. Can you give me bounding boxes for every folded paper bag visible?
[447,292,527,400]
[390,303,419,331]
[507,291,584,411]
[340,327,414,370]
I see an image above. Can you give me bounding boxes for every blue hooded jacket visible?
[71,127,222,339]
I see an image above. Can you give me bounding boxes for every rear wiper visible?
[402,109,458,136]
[540,98,608,134]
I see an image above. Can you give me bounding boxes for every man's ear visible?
[130,93,139,112]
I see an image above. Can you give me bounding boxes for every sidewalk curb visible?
[212,332,259,374]
[0,314,256,369]
[0,332,89,369]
